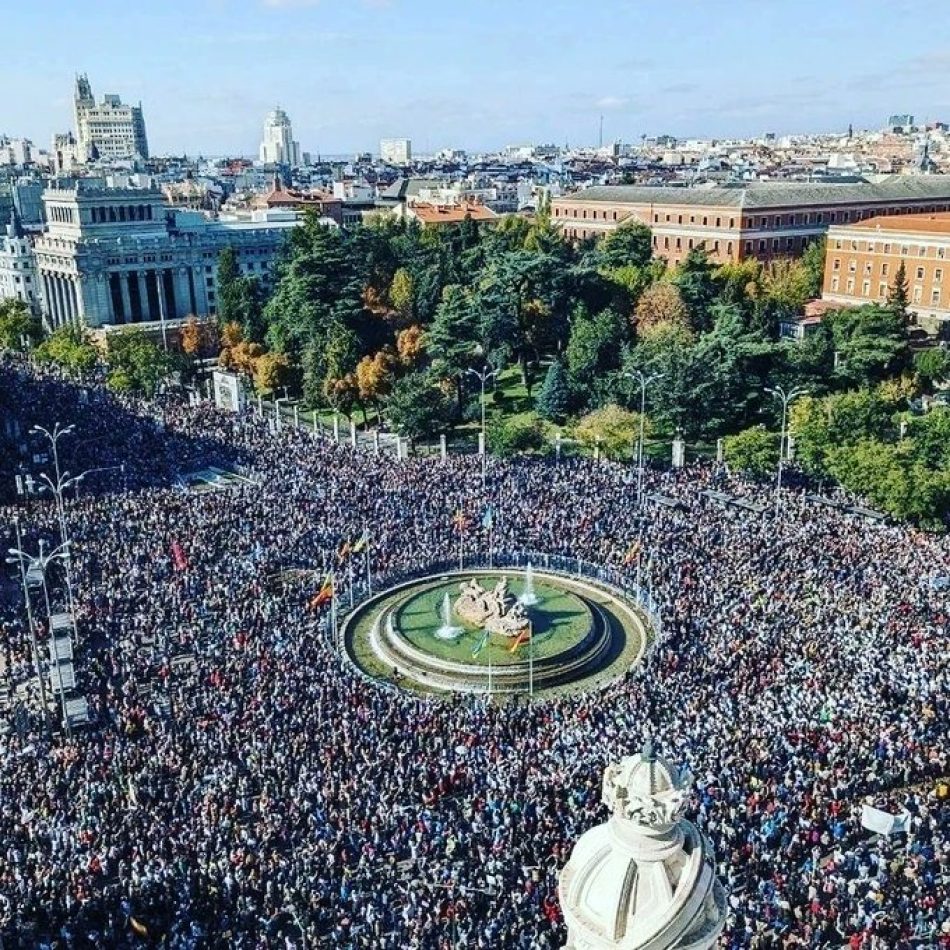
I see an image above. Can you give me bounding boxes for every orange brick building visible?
[551,178,950,267]
[821,212,950,330]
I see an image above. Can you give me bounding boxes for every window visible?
[884,243,891,254]
[835,239,842,249]
[913,286,923,303]
[772,238,779,251]
[938,247,946,259]
[729,218,735,228]
[846,277,854,293]
[901,245,909,256]
[878,282,888,299]
[675,238,681,249]
[688,238,694,249]
[716,217,721,227]
[663,237,669,249]
[727,242,733,254]
[881,263,889,276]
[850,240,858,251]
[864,262,872,275]
[758,240,766,252]
[862,280,871,296]
[919,245,927,257]
[848,260,857,273]
[831,276,840,292]
[745,241,752,253]
[653,214,659,223]
[916,266,925,280]
[936,269,943,283]
[931,289,941,305]
[702,216,708,226]
[677,215,682,224]
[689,216,695,224]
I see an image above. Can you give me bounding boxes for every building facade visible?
[551,178,950,267]
[34,180,296,329]
[380,138,412,164]
[259,108,301,166]
[821,211,950,330]
[0,210,40,314]
[74,74,149,162]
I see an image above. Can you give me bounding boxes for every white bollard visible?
[333,414,340,442]
[478,431,485,457]
[350,419,357,448]
[294,405,299,428]
[440,433,447,461]
[373,430,380,454]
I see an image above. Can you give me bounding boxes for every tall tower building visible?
[259,108,301,166]
[73,74,149,162]
[559,743,727,950]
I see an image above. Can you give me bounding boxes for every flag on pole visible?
[170,540,189,571]
[623,541,641,566]
[309,573,334,610]
[336,540,352,563]
[481,505,494,530]
[452,510,470,533]
[471,629,489,658]
[509,625,532,653]
[352,530,369,554]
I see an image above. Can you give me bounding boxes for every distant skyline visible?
[4,0,950,156]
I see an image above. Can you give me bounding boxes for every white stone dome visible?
[559,744,727,950]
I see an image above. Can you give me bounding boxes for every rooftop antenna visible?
[599,114,604,149]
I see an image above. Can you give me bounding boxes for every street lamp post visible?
[7,532,72,737]
[7,519,51,734]
[765,384,808,517]
[622,371,664,507]
[467,365,498,489]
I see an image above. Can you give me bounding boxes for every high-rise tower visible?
[259,108,301,166]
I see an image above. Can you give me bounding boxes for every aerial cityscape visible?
[0,1,948,948]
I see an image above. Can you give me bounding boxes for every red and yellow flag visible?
[309,573,334,610]
[509,624,532,653]
[623,541,641,566]
[452,510,470,533]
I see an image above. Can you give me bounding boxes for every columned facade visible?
[34,181,296,330]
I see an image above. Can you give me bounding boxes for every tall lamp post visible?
[622,370,664,506]
[467,365,498,489]
[765,384,808,517]
[7,531,72,737]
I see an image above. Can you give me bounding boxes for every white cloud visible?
[596,96,630,110]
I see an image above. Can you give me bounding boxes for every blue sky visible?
[5,0,950,156]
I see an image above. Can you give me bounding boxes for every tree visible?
[105,328,176,396]
[574,404,647,460]
[633,282,691,336]
[597,222,653,269]
[34,324,98,377]
[826,305,910,386]
[673,247,719,332]
[565,305,626,410]
[799,238,826,299]
[396,324,425,369]
[488,416,547,456]
[216,247,265,341]
[914,347,950,393]
[252,351,293,396]
[887,261,910,323]
[536,359,570,423]
[723,425,778,477]
[355,349,398,422]
[0,299,41,350]
[428,285,481,417]
[384,371,450,448]
[388,267,415,323]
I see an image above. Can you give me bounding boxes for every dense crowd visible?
[0,362,947,949]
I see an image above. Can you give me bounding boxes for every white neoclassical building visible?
[559,744,727,950]
[33,179,299,329]
[259,108,301,167]
[0,209,40,315]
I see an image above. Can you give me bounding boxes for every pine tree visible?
[887,261,910,323]
[537,359,570,423]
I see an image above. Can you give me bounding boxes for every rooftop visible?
[847,210,950,235]
[409,203,498,225]
[560,175,950,210]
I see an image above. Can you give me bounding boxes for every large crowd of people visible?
[0,360,947,949]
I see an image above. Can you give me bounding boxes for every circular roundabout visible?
[343,564,653,699]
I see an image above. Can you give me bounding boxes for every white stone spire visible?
[559,743,727,950]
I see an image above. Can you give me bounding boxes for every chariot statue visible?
[455,577,530,637]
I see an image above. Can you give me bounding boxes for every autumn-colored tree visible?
[356,349,398,422]
[220,321,243,349]
[323,372,360,420]
[389,267,415,323]
[633,282,691,336]
[253,351,293,395]
[396,324,425,368]
[222,340,265,378]
[180,316,204,356]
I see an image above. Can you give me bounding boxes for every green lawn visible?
[394,575,591,668]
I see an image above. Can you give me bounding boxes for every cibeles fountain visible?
[559,743,727,950]
[343,560,653,698]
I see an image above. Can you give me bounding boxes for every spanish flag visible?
[129,916,149,938]
[336,540,352,563]
[509,624,532,653]
[623,541,641,566]
[309,573,334,610]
